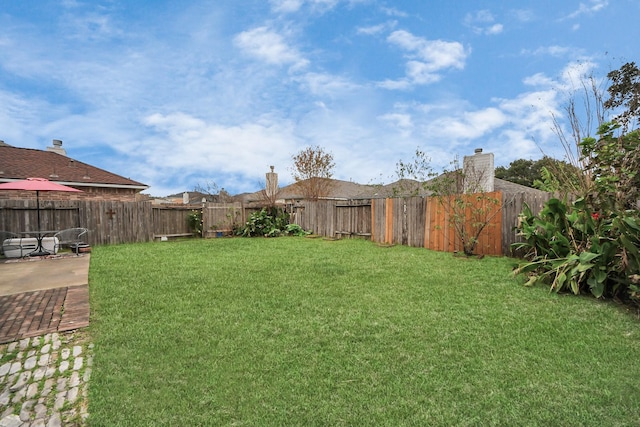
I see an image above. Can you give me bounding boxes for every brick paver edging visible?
[0,286,89,345]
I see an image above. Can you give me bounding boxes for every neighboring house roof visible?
[279,179,375,200]
[494,178,548,195]
[243,175,547,203]
[356,179,429,198]
[0,142,148,191]
[242,178,376,202]
[157,191,236,205]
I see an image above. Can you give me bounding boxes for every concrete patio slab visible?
[0,254,90,296]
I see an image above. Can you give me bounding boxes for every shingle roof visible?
[0,143,147,189]
[242,178,375,202]
[494,178,548,195]
[242,175,548,203]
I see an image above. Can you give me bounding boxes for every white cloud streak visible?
[464,10,504,35]
[234,26,309,69]
[382,30,468,88]
[566,0,609,19]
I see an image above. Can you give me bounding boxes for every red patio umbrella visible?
[0,177,82,255]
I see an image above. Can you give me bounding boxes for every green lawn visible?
[88,237,640,426]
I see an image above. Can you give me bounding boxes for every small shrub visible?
[187,210,203,236]
[284,224,311,236]
[238,207,298,237]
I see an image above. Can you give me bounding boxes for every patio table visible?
[18,230,59,256]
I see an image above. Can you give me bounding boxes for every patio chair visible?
[0,231,20,257]
[53,228,89,254]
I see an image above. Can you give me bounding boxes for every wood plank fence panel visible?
[335,200,371,238]
[385,198,393,244]
[371,199,387,244]
[408,197,427,248]
[79,200,154,245]
[153,206,193,236]
[0,200,80,235]
[425,195,456,253]
[424,192,502,256]
[202,202,244,237]
[501,191,556,256]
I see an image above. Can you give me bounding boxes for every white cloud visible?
[270,0,304,13]
[496,89,560,143]
[380,7,408,18]
[269,0,342,14]
[511,9,535,22]
[428,108,507,140]
[378,113,413,137]
[377,79,411,90]
[141,112,298,185]
[357,21,396,36]
[234,26,309,69]
[295,72,360,97]
[522,45,575,58]
[523,73,555,87]
[566,0,609,19]
[492,129,539,161]
[384,30,468,87]
[559,60,598,90]
[486,24,504,35]
[464,10,504,35]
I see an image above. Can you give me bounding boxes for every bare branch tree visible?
[549,72,607,195]
[291,146,335,200]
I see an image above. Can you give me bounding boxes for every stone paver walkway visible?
[0,331,92,426]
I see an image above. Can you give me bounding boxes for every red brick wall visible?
[0,188,144,202]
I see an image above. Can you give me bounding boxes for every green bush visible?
[238,207,308,237]
[514,122,640,305]
[284,223,311,237]
[514,198,640,301]
[187,210,203,235]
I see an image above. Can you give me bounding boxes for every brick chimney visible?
[46,139,67,156]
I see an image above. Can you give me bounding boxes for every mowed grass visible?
[88,237,640,426]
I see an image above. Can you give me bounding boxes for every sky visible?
[1,0,638,196]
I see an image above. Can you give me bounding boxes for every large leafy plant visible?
[238,207,308,237]
[514,122,640,304]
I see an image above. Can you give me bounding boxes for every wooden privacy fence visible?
[294,191,557,256]
[0,199,155,246]
[1,191,558,255]
[0,199,252,246]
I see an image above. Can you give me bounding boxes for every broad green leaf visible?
[570,278,580,294]
[590,281,605,298]
[594,268,607,284]
[577,262,594,273]
[554,272,567,289]
[623,217,640,231]
[579,252,600,263]
[620,236,640,258]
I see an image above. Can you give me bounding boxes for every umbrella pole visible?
[36,190,41,232]
[30,189,47,256]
